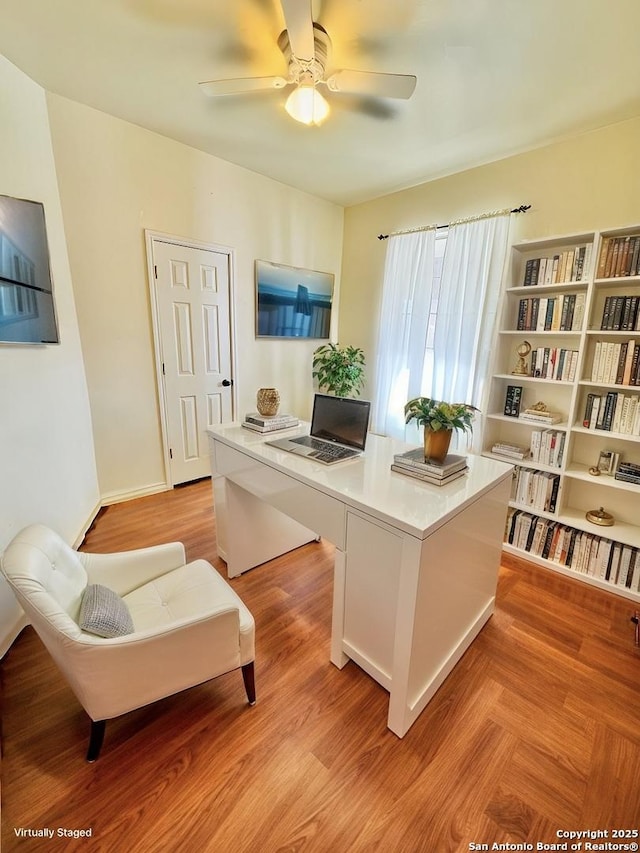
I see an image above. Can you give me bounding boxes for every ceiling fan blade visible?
[280,0,315,60]
[199,76,288,97]
[325,70,417,100]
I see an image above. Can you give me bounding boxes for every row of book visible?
[390,449,468,486]
[522,245,591,286]
[596,235,640,279]
[530,347,578,381]
[530,429,566,468]
[491,429,567,468]
[510,468,560,513]
[598,295,640,331]
[615,461,640,485]
[491,430,566,470]
[505,511,640,592]
[241,412,299,433]
[590,340,640,386]
[582,391,640,435]
[516,293,585,332]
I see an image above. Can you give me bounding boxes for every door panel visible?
[151,239,233,485]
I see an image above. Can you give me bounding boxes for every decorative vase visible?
[423,427,452,464]
[256,387,280,417]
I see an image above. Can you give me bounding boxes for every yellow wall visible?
[340,117,640,398]
[47,95,344,502]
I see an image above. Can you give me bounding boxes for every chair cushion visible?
[79,584,135,638]
[124,560,254,662]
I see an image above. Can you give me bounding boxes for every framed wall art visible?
[255,259,333,339]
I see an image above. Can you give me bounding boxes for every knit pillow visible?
[79,584,134,638]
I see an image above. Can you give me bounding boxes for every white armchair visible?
[1,524,255,761]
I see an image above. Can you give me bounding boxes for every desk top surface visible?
[208,423,513,539]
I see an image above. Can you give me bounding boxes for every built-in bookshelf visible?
[483,225,640,602]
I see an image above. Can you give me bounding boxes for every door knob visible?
[222,379,233,387]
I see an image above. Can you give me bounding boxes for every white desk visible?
[207,424,512,737]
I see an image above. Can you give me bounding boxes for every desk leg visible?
[330,548,349,669]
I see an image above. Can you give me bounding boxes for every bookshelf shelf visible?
[493,373,574,386]
[499,330,581,337]
[507,282,589,296]
[486,225,640,600]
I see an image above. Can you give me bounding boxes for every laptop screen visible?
[310,394,371,450]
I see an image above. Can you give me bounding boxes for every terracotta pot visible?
[256,387,280,417]
[423,427,452,464]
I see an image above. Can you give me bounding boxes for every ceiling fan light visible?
[285,85,329,126]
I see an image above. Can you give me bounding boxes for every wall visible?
[47,95,344,503]
[0,57,100,655]
[340,117,640,401]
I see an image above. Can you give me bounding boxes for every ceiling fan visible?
[199,0,417,126]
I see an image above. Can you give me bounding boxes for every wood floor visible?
[2,478,639,852]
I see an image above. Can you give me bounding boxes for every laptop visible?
[266,393,371,464]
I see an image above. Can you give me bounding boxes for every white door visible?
[149,236,234,485]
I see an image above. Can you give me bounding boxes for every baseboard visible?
[100,482,170,507]
[73,499,103,548]
[74,483,170,547]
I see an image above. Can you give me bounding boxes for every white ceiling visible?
[1,0,640,206]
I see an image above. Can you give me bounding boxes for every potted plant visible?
[312,343,366,398]
[404,397,478,463]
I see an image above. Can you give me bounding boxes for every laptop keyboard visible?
[292,436,359,461]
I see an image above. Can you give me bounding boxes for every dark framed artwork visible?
[255,259,333,339]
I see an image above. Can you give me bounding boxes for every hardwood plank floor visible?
[2,478,639,852]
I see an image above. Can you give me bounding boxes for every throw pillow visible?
[79,583,134,638]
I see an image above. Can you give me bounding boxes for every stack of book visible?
[614,461,640,485]
[242,412,299,433]
[518,408,562,426]
[391,449,468,486]
[491,442,529,460]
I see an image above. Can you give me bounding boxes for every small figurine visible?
[512,340,531,376]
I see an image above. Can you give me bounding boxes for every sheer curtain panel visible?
[372,229,436,438]
[373,212,511,445]
[430,214,510,450]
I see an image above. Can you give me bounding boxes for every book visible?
[503,385,523,417]
[244,412,298,426]
[583,393,596,427]
[572,293,586,330]
[588,396,602,429]
[392,449,468,477]
[390,464,468,486]
[242,419,299,433]
[507,510,521,544]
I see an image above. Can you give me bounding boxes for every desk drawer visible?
[212,441,346,549]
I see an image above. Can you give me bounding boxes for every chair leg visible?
[241,662,256,706]
[86,719,106,762]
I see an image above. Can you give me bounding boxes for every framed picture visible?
[597,449,619,475]
[255,260,334,339]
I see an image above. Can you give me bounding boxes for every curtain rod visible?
[377,204,531,240]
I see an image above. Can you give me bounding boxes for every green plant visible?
[312,343,366,398]
[404,397,478,433]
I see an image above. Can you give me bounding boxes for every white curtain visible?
[372,229,436,438]
[430,214,511,450]
[373,213,510,445]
